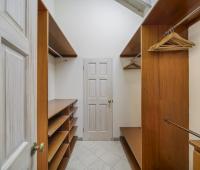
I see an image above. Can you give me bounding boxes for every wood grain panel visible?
[141,25,160,170]
[48,99,77,119]
[49,144,69,170]
[48,131,69,162]
[48,115,70,137]
[158,26,189,170]
[194,150,200,170]
[144,0,200,26]
[121,28,141,57]
[37,7,49,170]
[141,25,189,170]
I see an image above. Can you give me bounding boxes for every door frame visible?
[83,58,113,140]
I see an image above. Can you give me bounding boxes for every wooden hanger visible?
[123,54,141,70]
[148,32,195,52]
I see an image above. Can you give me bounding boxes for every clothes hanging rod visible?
[164,119,200,139]
[165,6,200,35]
[48,46,66,61]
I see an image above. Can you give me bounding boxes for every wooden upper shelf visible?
[144,0,200,26]
[120,0,200,57]
[49,14,77,58]
[48,99,77,119]
[121,28,141,57]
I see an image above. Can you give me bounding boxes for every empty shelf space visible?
[68,106,78,117]
[120,127,142,168]
[48,99,77,119]
[48,115,70,137]
[69,126,78,142]
[49,144,69,170]
[69,117,78,128]
[48,131,69,162]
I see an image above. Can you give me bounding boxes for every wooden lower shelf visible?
[120,127,142,168]
[58,157,69,170]
[48,131,69,162]
[49,144,69,170]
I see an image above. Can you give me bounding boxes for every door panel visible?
[84,59,113,140]
[5,0,26,32]
[0,0,37,169]
[5,46,26,157]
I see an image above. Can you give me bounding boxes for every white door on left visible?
[0,0,37,170]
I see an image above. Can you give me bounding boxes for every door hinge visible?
[83,66,84,70]
[83,128,84,132]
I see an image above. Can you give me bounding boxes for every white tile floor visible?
[66,141,132,170]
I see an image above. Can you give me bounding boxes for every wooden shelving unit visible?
[47,99,78,169]
[37,2,78,170]
[120,0,200,169]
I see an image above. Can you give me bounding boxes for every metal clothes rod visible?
[165,6,200,35]
[164,119,200,139]
[48,46,66,60]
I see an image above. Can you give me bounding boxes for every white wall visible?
[189,20,200,170]
[48,55,56,101]
[53,0,143,138]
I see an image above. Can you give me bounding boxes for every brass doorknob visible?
[31,143,45,156]
[108,100,112,104]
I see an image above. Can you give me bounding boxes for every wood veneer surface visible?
[49,14,77,57]
[141,25,189,170]
[48,99,77,119]
[121,127,142,168]
[37,7,49,170]
[144,0,200,25]
[48,115,69,136]
[48,131,69,162]
[121,28,141,57]
[190,140,200,152]
[49,144,69,170]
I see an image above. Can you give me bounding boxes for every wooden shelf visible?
[48,99,77,119]
[48,115,70,137]
[120,28,141,57]
[48,131,69,162]
[121,127,142,168]
[49,14,77,58]
[144,0,200,26]
[49,144,69,170]
[58,157,69,170]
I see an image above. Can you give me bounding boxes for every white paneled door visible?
[0,0,37,170]
[84,59,113,140]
